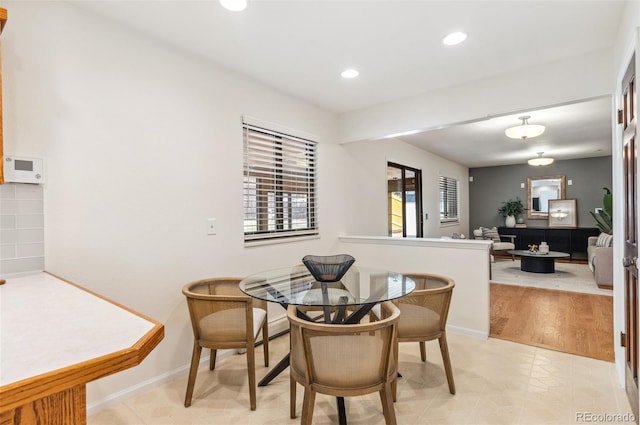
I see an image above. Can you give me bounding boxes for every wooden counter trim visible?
[0,273,165,413]
[0,8,7,32]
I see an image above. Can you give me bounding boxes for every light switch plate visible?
[207,218,216,235]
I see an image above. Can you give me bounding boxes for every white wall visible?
[1,1,347,407]
[341,137,469,238]
[336,236,491,339]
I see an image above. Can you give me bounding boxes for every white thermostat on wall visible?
[4,156,44,184]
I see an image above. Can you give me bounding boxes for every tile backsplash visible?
[0,183,45,275]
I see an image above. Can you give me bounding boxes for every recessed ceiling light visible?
[442,32,467,46]
[341,69,359,79]
[219,0,247,12]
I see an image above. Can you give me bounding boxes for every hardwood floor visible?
[490,283,614,361]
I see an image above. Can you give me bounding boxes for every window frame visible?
[243,122,318,244]
[439,175,460,224]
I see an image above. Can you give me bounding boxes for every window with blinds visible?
[243,123,318,243]
[439,176,459,223]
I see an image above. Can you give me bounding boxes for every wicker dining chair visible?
[182,277,269,410]
[288,302,400,425]
[394,273,456,394]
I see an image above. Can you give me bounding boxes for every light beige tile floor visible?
[89,333,633,425]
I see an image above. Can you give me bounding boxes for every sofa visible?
[588,234,613,288]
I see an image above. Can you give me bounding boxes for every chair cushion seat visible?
[397,303,441,339]
[492,242,514,251]
[199,307,266,342]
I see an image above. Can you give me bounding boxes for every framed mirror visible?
[527,175,566,219]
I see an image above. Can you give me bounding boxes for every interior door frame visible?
[387,162,423,238]
[616,50,639,422]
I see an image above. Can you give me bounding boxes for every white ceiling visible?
[399,96,613,168]
[73,0,624,167]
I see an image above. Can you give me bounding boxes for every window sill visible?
[244,234,320,247]
[440,221,460,228]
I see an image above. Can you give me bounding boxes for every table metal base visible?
[520,255,557,273]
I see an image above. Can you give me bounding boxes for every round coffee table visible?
[507,250,570,273]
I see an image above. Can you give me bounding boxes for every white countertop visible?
[0,272,156,386]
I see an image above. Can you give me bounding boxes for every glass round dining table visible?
[240,264,416,324]
[239,265,415,386]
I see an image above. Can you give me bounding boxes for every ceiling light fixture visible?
[341,69,359,79]
[442,32,467,46]
[219,0,247,12]
[527,152,554,167]
[505,115,545,140]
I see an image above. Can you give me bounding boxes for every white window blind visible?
[243,123,318,242]
[439,176,459,223]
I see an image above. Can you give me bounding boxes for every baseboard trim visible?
[447,324,488,340]
[86,317,290,416]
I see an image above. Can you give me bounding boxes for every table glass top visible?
[507,249,570,258]
[239,265,416,307]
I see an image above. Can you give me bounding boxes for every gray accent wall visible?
[469,156,612,231]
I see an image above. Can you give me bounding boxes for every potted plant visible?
[590,187,612,234]
[498,198,525,228]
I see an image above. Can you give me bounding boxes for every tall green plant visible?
[590,187,612,234]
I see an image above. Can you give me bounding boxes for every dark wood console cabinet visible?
[498,227,600,260]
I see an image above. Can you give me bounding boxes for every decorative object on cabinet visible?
[527,175,566,219]
[498,198,525,228]
[548,199,577,228]
[539,241,550,254]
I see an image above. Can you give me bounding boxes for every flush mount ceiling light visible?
[219,0,247,12]
[505,115,546,140]
[341,69,359,79]
[442,32,467,46]
[528,152,554,167]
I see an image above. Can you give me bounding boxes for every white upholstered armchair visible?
[473,227,516,260]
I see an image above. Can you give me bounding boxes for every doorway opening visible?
[387,162,423,238]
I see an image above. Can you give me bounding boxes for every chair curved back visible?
[395,273,456,394]
[288,302,400,424]
[395,273,454,339]
[182,277,269,410]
